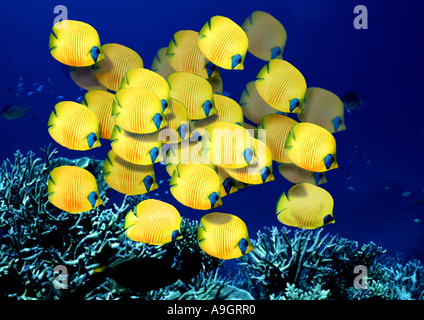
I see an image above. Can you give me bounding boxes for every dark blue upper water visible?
[1,0,423,261]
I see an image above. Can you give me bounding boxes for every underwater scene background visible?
[1,0,423,302]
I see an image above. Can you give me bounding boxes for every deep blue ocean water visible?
[1,0,423,265]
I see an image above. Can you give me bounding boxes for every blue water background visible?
[0,0,423,262]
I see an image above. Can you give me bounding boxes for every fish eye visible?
[144,175,154,191]
[323,214,334,225]
[332,117,342,132]
[271,47,282,59]
[161,99,168,112]
[202,100,213,116]
[260,166,271,183]
[153,113,164,129]
[324,154,335,170]
[178,124,188,140]
[231,54,242,69]
[88,191,99,209]
[313,172,324,185]
[149,147,160,163]
[208,192,220,208]
[289,98,300,112]
[87,132,98,148]
[243,148,254,164]
[206,61,217,78]
[238,238,249,255]
[90,46,101,62]
[223,178,234,194]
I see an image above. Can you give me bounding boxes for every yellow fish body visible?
[276,183,335,229]
[69,66,107,91]
[297,87,346,133]
[257,113,297,163]
[47,101,101,151]
[278,163,327,185]
[167,72,217,120]
[202,122,257,169]
[285,122,338,172]
[151,47,175,80]
[242,11,287,61]
[49,20,105,67]
[198,16,248,70]
[47,165,102,214]
[81,90,115,140]
[193,94,245,130]
[110,126,163,165]
[112,87,167,134]
[239,80,278,124]
[170,163,222,210]
[119,67,171,115]
[158,98,190,143]
[255,59,306,113]
[225,138,274,185]
[103,149,158,196]
[124,199,182,245]
[197,212,254,260]
[93,43,144,91]
[167,30,218,78]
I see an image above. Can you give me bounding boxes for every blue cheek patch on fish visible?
[324,154,335,170]
[238,238,249,255]
[313,172,324,185]
[271,46,282,59]
[161,99,168,113]
[289,98,300,112]
[206,61,217,78]
[178,123,188,140]
[90,46,101,63]
[243,148,254,164]
[332,116,342,132]
[153,113,164,130]
[202,100,213,117]
[88,191,99,209]
[87,132,98,148]
[172,230,181,241]
[144,175,154,192]
[223,178,234,195]
[149,147,159,163]
[323,214,334,225]
[260,166,271,183]
[231,54,242,69]
[208,192,220,209]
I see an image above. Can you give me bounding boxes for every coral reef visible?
[0,147,221,300]
[237,226,423,300]
[0,148,423,300]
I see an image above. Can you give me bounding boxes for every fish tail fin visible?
[47,105,59,130]
[284,128,296,150]
[49,29,59,51]
[276,191,289,221]
[169,164,182,188]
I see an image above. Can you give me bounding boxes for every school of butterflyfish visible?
[46,12,345,260]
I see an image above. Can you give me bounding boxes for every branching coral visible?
[270,283,330,300]
[1,148,424,300]
[0,147,221,300]
[238,226,388,300]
